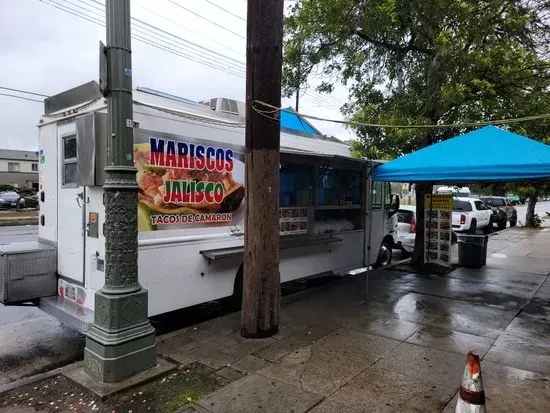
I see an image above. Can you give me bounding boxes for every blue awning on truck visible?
[280,107,321,135]
[373,126,550,183]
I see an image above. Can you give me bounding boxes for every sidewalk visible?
[165,228,550,412]
[1,227,549,412]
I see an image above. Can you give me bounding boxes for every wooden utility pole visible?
[241,0,284,338]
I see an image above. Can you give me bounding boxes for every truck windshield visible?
[453,200,472,211]
[481,198,505,207]
[397,210,414,224]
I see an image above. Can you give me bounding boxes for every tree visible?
[511,181,550,227]
[0,184,16,192]
[283,0,550,263]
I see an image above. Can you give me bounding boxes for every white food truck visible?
[0,82,399,332]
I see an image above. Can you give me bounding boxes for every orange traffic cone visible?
[456,350,486,412]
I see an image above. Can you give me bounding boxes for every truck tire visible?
[221,267,243,312]
[375,241,392,268]
[483,217,493,234]
[510,219,517,227]
[498,217,506,230]
[469,219,477,234]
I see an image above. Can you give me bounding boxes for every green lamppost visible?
[84,0,156,383]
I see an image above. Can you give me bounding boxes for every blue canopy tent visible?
[373,126,550,183]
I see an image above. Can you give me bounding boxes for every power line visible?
[133,16,245,70]
[0,86,49,98]
[82,0,245,72]
[253,100,550,129]
[132,0,244,56]
[40,0,344,110]
[40,0,103,27]
[304,90,346,106]
[203,0,246,22]
[301,94,341,111]
[168,0,246,40]
[303,94,340,108]
[41,0,246,77]
[0,92,44,103]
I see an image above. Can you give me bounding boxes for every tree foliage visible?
[0,184,16,192]
[283,0,550,259]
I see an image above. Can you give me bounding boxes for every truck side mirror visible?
[388,194,400,217]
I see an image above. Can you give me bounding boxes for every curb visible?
[0,220,38,227]
[0,362,84,396]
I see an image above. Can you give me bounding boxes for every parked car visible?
[396,205,416,253]
[436,186,471,198]
[0,191,23,209]
[452,197,493,233]
[480,196,517,230]
[19,193,39,210]
[505,193,521,205]
[397,205,457,254]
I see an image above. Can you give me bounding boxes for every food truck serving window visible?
[280,163,314,207]
[313,162,363,234]
[316,165,361,206]
[278,156,364,236]
[62,135,77,186]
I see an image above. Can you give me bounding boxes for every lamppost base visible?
[84,288,157,383]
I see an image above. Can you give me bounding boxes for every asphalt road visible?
[0,225,38,244]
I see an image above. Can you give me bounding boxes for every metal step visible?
[39,295,94,333]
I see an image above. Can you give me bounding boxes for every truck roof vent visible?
[221,98,239,115]
[199,97,245,117]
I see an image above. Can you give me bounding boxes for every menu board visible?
[424,194,453,266]
[279,207,308,235]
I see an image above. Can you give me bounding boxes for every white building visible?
[0,149,39,190]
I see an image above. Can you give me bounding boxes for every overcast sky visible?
[0,0,353,151]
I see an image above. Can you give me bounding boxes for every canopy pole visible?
[365,167,374,301]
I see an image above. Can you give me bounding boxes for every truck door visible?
[57,130,85,285]
[365,181,394,266]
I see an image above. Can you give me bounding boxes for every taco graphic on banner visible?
[134,136,245,231]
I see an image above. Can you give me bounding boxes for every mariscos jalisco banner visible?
[134,131,245,231]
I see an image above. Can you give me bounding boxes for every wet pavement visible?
[0,225,404,390]
[158,227,550,412]
[1,226,549,412]
[0,305,85,386]
[0,226,84,387]
[0,225,37,244]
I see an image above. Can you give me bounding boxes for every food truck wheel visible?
[375,241,392,268]
[221,266,243,312]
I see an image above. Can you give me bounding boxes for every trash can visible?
[457,234,486,268]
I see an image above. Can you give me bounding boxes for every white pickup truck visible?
[452,197,493,233]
